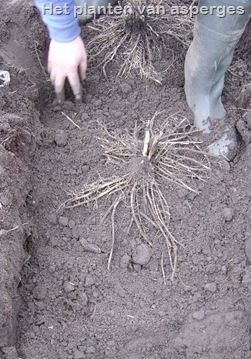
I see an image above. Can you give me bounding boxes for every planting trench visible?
[1,1,251,358]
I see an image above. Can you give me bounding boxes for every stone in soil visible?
[132,243,152,266]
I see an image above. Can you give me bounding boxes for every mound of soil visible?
[0,1,251,358]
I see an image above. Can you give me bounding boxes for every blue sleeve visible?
[34,1,81,42]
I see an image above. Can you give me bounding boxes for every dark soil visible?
[0,1,251,358]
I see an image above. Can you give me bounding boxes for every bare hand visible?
[48,36,87,103]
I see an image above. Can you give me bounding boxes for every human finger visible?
[79,58,87,81]
[68,70,82,102]
[48,61,52,75]
[54,73,66,104]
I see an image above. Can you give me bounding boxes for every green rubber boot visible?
[185,0,251,134]
[75,0,118,23]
